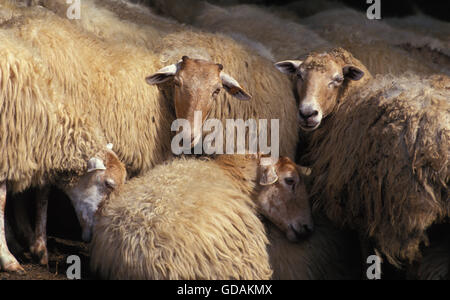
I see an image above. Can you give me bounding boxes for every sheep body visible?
[150,0,330,61]
[90,157,272,280]
[309,74,450,265]
[2,5,174,177]
[36,0,182,49]
[0,28,105,193]
[300,8,450,75]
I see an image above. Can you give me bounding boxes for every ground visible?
[0,237,90,280]
[1,188,92,280]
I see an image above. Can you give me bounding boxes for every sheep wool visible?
[309,74,450,266]
[90,157,272,280]
[0,28,105,193]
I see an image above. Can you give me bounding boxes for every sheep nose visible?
[290,223,314,240]
[299,109,319,120]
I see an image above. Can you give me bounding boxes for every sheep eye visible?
[212,88,221,97]
[296,72,303,81]
[105,178,116,190]
[284,177,296,186]
[334,76,344,84]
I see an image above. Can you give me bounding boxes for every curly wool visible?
[90,157,272,280]
[309,74,450,266]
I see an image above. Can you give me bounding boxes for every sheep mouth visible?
[299,122,320,132]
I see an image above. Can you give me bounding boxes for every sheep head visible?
[62,144,127,242]
[146,56,251,146]
[257,156,313,242]
[275,48,367,131]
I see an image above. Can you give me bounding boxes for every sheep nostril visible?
[303,224,314,234]
[299,110,318,120]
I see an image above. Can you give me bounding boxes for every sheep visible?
[267,218,361,280]
[33,0,300,158]
[90,155,313,280]
[0,5,241,170]
[4,2,298,161]
[0,29,127,273]
[299,8,450,75]
[275,49,449,267]
[149,0,330,61]
[151,30,299,159]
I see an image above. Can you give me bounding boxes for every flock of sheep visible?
[0,0,448,280]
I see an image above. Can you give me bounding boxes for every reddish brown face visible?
[275,51,365,131]
[173,57,224,141]
[146,56,251,146]
[257,156,313,242]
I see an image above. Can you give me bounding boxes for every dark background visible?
[206,0,450,21]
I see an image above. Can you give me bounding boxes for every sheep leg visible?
[30,187,49,266]
[0,182,25,274]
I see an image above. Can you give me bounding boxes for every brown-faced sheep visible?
[276,49,449,267]
[309,74,449,266]
[90,155,313,280]
[300,8,450,75]
[152,30,299,159]
[0,30,126,273]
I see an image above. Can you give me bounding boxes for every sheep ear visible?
[259,157,279,186]
[343,65,364,81]
[220,72,252,101]
[87,158,106,173]
[297,165,312,177]
[146,61,181,85]
[275,60,303,75]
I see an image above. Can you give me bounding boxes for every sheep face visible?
[63,146,126,242]
[258,156,313,242]
[146,56,251,146]
[275,52,364,131]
